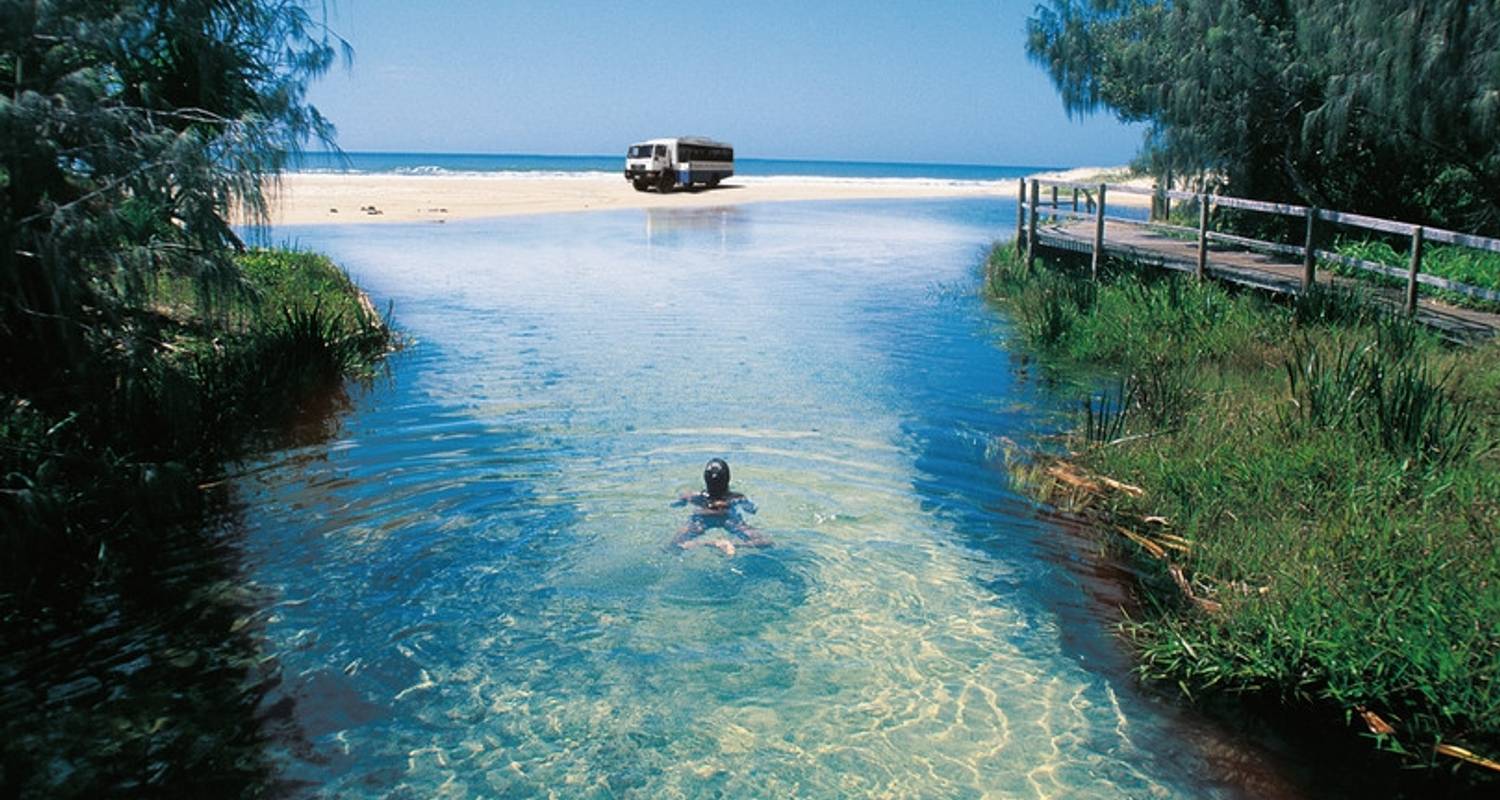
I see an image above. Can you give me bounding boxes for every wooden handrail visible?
[1099,184,1154,198]
[1030,176,1500,252]
[1214,196,1309,217]
[1317,209,1415,237]
[1023,174,1500,314]
[1426,228,1500,254]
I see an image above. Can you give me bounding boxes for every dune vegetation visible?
[1,248,391,605]
[1,3,390,608]
[986,244,1500,780]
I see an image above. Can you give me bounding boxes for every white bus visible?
[624,137,734,192]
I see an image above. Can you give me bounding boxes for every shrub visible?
[989,242,1500,775]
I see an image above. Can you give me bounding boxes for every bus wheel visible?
[707,176,721,188]
[657,170,674,193]
[632,179,648,192]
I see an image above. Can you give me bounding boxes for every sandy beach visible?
[266,172,1017,225]
[1023,165,1154,209]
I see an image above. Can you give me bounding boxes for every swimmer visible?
[671,458,772,556]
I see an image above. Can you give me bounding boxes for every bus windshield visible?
[628,145,653,158]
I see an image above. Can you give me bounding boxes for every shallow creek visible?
[228,199,1296,797]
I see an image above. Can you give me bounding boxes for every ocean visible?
[291,150,1047,183]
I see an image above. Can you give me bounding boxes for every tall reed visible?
[0,249,392,604]
[987,242,1500,778]
[1284,336,1476,467]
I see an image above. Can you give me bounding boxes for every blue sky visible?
[307,1,1142,168]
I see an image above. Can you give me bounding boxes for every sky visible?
[305,0,1143,168]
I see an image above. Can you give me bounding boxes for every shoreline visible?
[261,165,1152,226]
[264,172,1012,225]
[1023,165,1154,210]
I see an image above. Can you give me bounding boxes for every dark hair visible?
[703,458,730,497]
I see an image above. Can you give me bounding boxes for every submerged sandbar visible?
[266,172,1010,225]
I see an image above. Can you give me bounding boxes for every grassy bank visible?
[1330,237,1500,313]
[0,248,392,607]
[986,244,1500,779]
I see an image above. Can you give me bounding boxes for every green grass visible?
[1330,237,1500,312]
[0,249,392,605]
[987,244,1500,778]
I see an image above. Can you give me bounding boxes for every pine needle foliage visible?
[1,0,345,399]
[0,3,376,603]
[1027,0,1500,235]
[0,248,391,603]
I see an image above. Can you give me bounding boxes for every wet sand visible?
[265,173,1012,225]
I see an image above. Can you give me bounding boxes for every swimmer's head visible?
[703,458,730,497]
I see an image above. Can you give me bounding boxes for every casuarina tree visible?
[1027,0,1500,233]
[0,0,344,403]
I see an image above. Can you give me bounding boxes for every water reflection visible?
[644,205,746,253]
[0,496,275,796]
[0,373,385,798]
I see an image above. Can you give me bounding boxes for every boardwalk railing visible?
[1015,178,1500,314]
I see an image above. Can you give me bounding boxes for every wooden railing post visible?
[1026,179,1039,271]
[1091,183,1107,281]
[1163,168,1173,220]
[1071,188,1079,212]
[1049,185,1058,224]
[1406,225,1425,316]
[1195,195,1209,280]
[1301,207,1318,290]
[1015,179,1025,256]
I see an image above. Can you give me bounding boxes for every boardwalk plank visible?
[1036,221,1499,343]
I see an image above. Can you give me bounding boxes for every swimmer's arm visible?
[730,520,772,548]
[671,491,697,507]
[735,497,757,515]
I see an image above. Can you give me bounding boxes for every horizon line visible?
[297,148,1071,171]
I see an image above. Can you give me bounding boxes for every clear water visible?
[237,199,1245,797]
[291,150,1043,182]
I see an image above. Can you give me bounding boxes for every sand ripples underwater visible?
[231,201,1241,798]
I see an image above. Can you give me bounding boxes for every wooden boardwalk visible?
[1034,217,1500,343]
